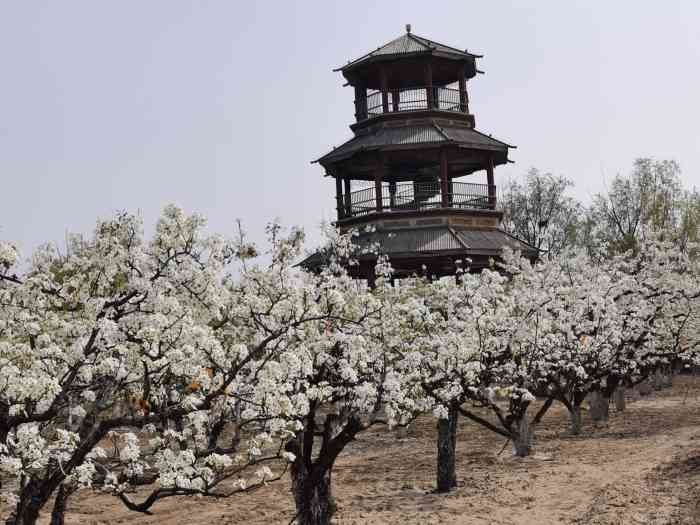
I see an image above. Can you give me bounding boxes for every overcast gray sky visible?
[2,1,699,254]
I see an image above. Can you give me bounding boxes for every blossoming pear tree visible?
[271,232,435,525]
[588,237,700,421]
[0,209,316,524]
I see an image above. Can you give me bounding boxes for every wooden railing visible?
[357,86,466,121]
[340,181,495,218]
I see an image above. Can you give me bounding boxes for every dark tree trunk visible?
[207,416,226,451]
[588,391,610,425]
[613,387,626,412]
[291,464,334,525]
[662,366,673,388]
[7,479,45,525]
[49,484,73,525]
[512,416,533,457]
[637,379,653,396]
[173,415,188,450]
[436,404,458,492]
[628,386,640,403]
[569,403,583,435]
[8,418,107,525]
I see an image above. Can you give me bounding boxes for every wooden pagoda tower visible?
[303,26,537,280]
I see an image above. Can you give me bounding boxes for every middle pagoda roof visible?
[315,120,513,170]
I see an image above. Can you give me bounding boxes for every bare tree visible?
[499,168,583,257]
[589,158,684,255]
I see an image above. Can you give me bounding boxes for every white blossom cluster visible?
[415,237,699,445]
[0,207,698,522]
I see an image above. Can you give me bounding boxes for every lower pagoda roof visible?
[315,123,513,166]
[299,225,538,278]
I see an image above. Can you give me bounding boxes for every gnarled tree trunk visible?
[49,484,73,525]
[436,404,458,492]
[290,463,334,525]
[7,478,46,525]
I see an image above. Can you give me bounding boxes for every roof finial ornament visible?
[406,24,411,34]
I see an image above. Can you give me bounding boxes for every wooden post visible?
[335,176,344,219]
[354,85,367,121]
[440,149,449,208]
[458,64,469,113]
[391,88,400,112]
[375,159,384,212]
[486,157,496,209]
[424,61,434,109]
[389,181,397,208]
[380,67,389,114]
[343,177,352,217]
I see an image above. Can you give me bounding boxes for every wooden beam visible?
[440,149,449,208]
[391,88,400,112]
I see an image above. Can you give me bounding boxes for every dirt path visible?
[15,376,700,524]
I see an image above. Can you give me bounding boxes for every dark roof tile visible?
[316,124,511,164]
[337,32,477,72]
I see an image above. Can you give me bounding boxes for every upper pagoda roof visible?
[335,27,481,73]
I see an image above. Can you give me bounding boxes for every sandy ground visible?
[10,375,700,524]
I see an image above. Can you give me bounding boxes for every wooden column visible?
[440,149,449,208]
[486,157,496,209]
[424,61,434,109]
[354,85,367,121]
[389,181,397,208]
[375,159,384,212]
[391,88,400,112]
[380,67,389,114]
[458,64,469,113]
[343,177,352,217]
[335,176,344,219]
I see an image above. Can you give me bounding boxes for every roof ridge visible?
[448,226,470,249]
[497,229,541,252]
[410,33,444,50]
[336,33,421,71]
[470,128,516,149]
[432,122,452,141]
[410,32,479,57]
[406,32,434,50]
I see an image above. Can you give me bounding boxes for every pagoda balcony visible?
[356,85,468,122]
[337,180,496,219]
